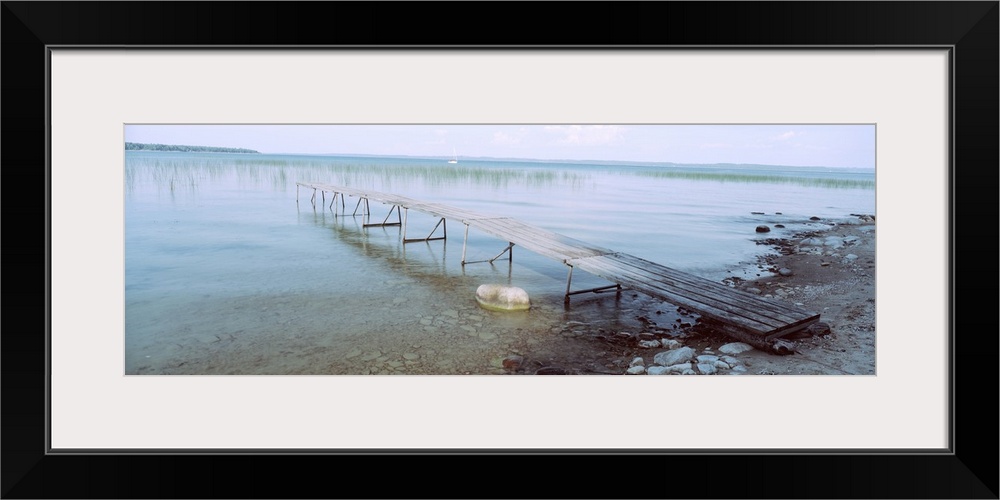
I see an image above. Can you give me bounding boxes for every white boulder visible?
[719,342,754,355]
[653,347,695,366]
[475,284,531,312]
[646,366,672,375]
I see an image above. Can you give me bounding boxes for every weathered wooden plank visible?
[296,182,821,342]
[588,252,809,320]
[468,218,613,260]
[577,253,813,326]
[574,258,782,333]
[570,254,817,334]
[409,202,496,221]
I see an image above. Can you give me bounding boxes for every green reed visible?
[622,169,875,189]
[125,155,589,194]
[126,153,870,195]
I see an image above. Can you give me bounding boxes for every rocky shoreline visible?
[503,214,877,375]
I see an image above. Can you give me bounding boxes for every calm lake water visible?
[124,151,874,375]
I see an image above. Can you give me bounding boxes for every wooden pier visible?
[297,182,820,353]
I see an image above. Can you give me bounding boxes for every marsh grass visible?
[125,153,873,197]
[125,155,589,194]
[623,168,875,189]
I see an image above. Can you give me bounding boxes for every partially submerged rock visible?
[502,355,524,370]
[475,284,530,312]
[653,346,695,366]
[719,342,754,355]
[626,366,646,375]
[806,321,832,336]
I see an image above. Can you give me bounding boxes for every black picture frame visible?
[3,2,997,498]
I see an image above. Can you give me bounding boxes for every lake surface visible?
[124,152,874,375]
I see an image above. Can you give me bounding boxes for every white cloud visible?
[492,127,527,145]
[773,131,799,141]
[543,125,625,145]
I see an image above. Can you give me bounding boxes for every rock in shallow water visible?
[719,342,754,355]
[475,284,530,312]
[646,366,671,375]
[502,355,523,370]
[653,346,695,366]
[806,321,832,336]
[696,363,718,375]
[660,339,681,349]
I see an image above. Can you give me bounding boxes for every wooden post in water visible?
[461,223,469,265]
[565,265,574,299]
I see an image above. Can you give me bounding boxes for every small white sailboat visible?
[448,147,458,164]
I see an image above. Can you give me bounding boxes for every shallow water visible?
[124,152,874,374]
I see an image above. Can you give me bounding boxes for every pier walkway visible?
[297,182,820,351]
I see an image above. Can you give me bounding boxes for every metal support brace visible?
[403,217,447,243]
[331,192,345,215]
[464,242,514,265]
[491,242,514,263]
[363,204,403,228]
[563,263,621,302]
[352,197,370,218]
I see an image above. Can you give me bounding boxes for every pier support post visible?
[563,263,622,302]
[333,192,345,215]
[461,224,470,265]
[463,241,513,265]
[403,217,447,243]
[363,205,403,228]
[488,243,513,264]
[565,265,574,299]
[352,197,371,218]
[402,208,408,240]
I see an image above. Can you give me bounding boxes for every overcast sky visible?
[125,124,876,169]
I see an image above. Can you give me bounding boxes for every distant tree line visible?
[125,142,260,154]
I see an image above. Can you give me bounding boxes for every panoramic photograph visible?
[124,124,876,376]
